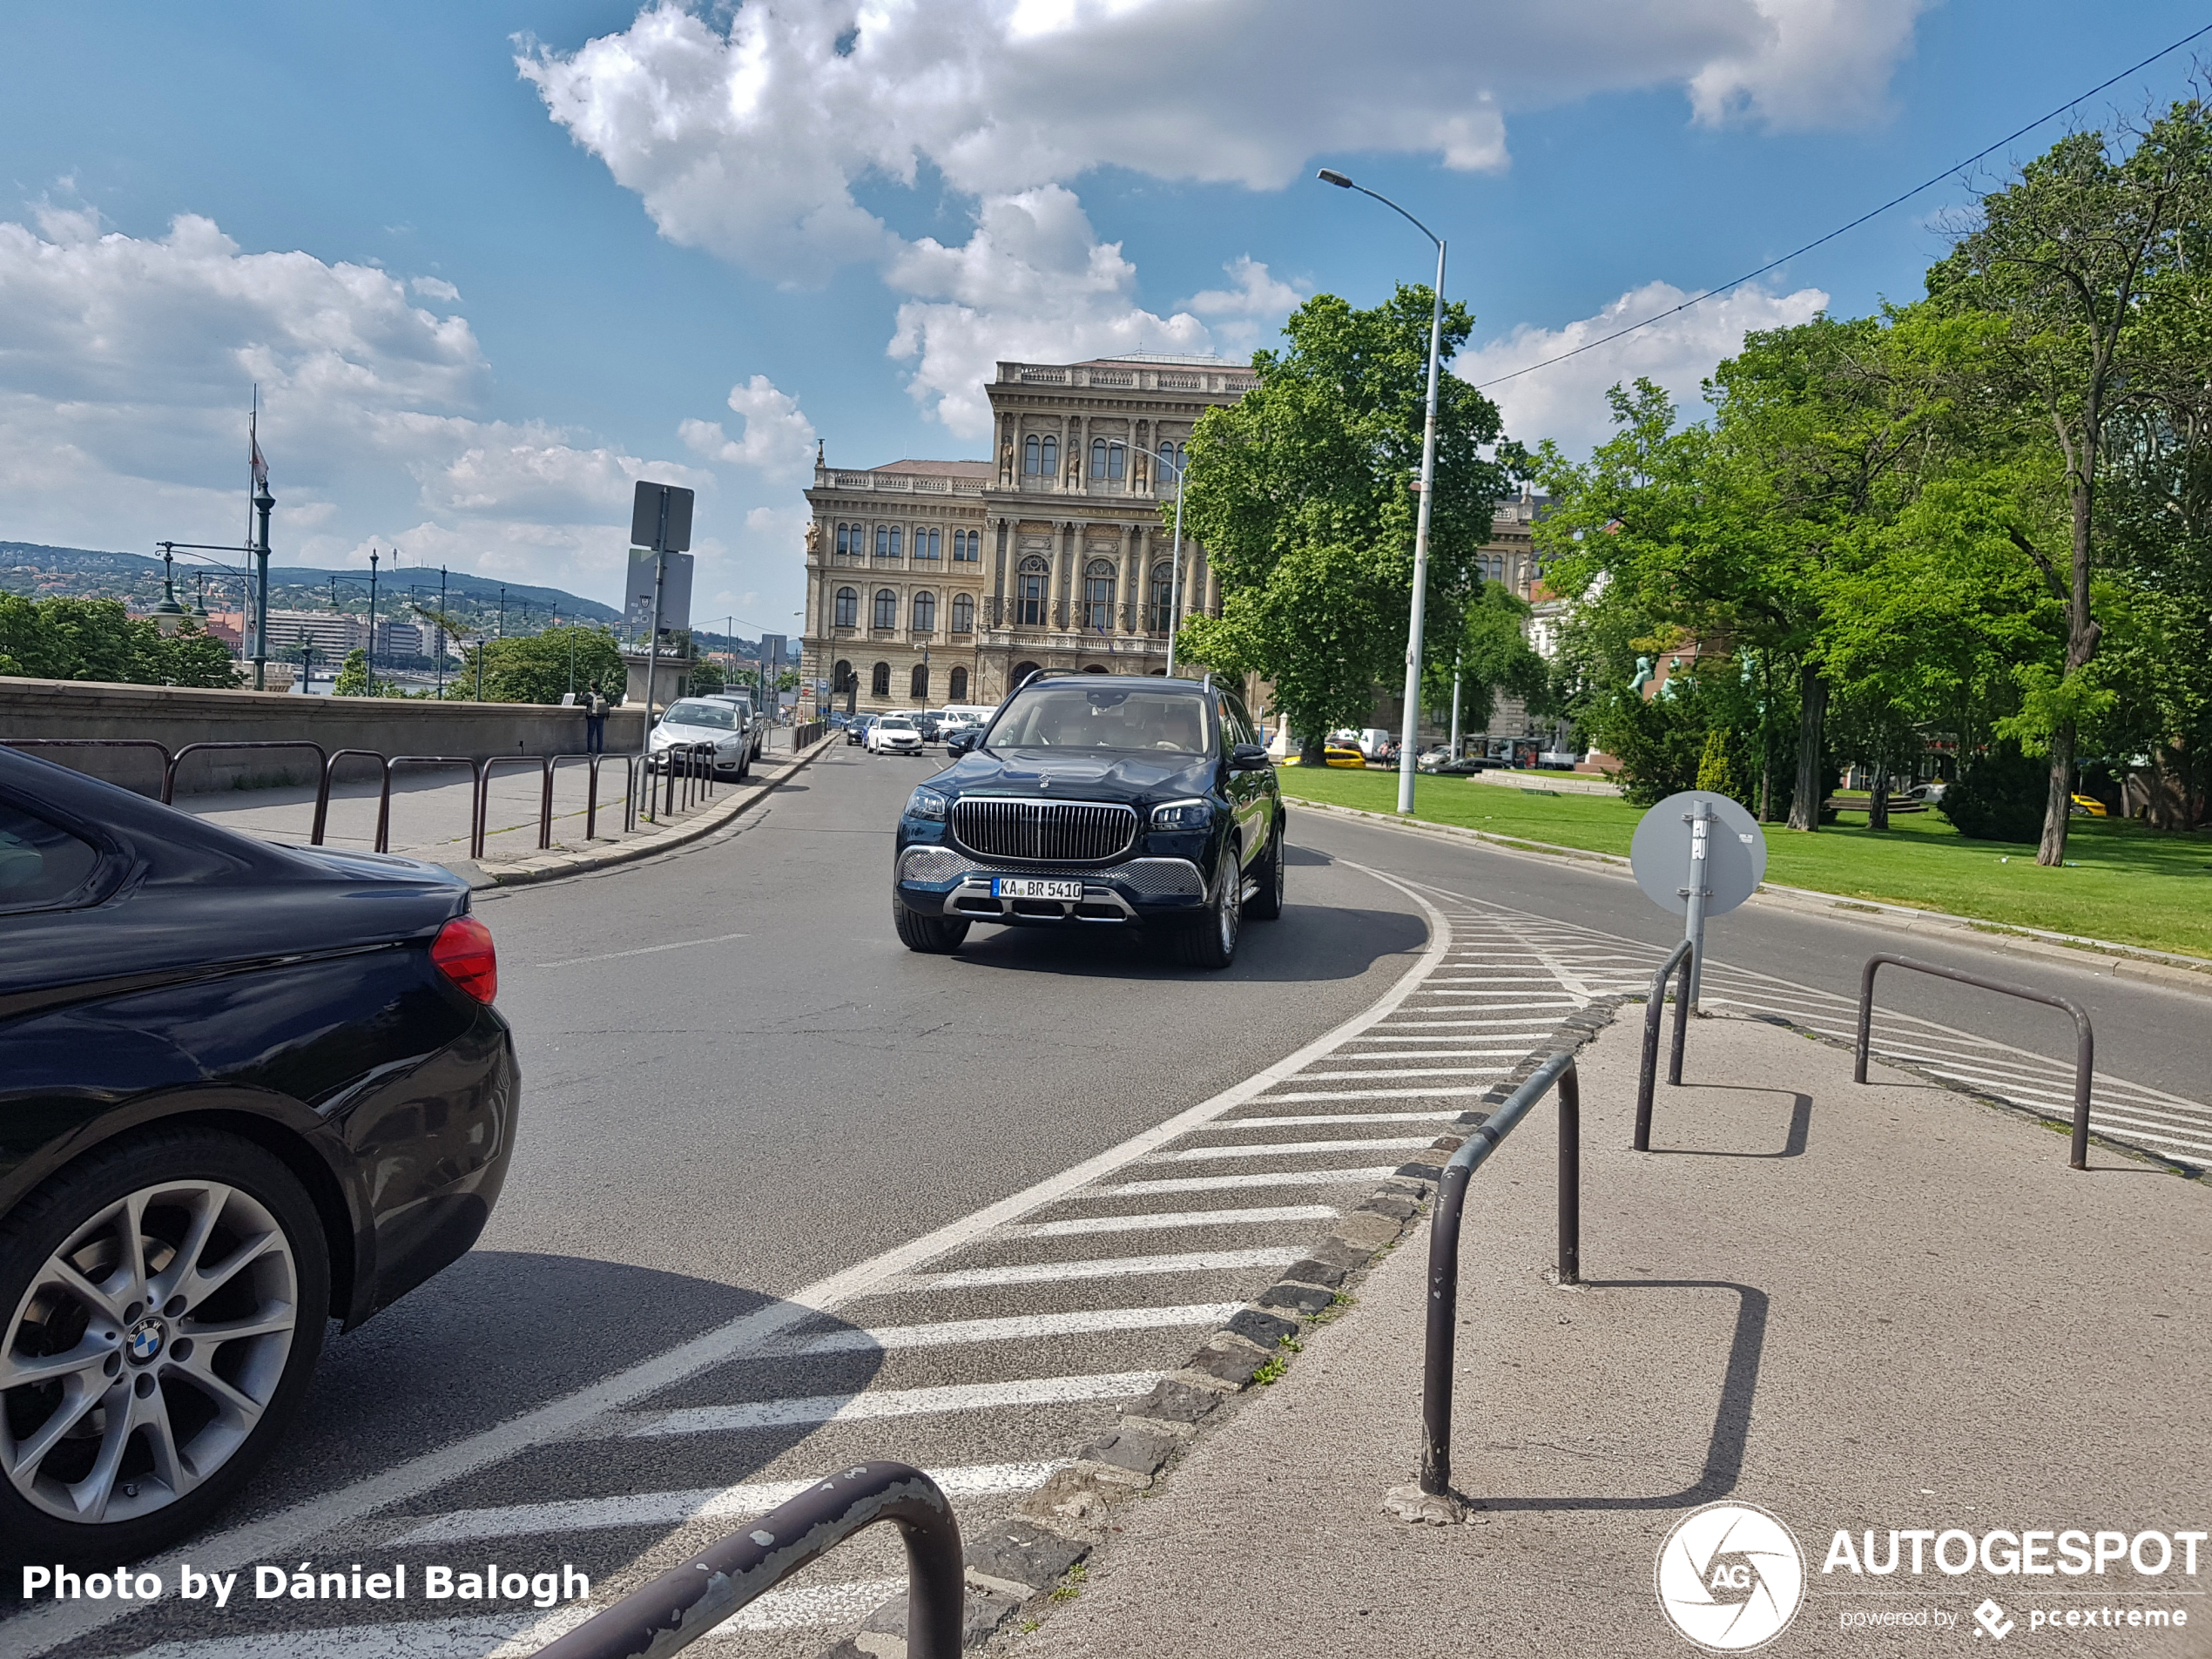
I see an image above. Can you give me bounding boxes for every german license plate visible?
[993,877,1082,900]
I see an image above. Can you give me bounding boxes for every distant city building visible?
[266,610,361,660]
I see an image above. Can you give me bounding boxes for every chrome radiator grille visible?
[951,798,1138,862]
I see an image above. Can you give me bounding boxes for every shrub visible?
[1939,741,2047,843]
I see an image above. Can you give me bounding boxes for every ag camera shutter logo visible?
[1655,1501,1807,1651]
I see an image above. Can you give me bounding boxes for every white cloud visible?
[1183,256,1306,357]
[522,0,1925,430]
[679,374,818,478]
[0,209,772,610]
[1458,279,1830,455]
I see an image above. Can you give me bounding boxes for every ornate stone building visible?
[799,354,1258,713]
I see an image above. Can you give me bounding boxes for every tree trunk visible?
[1299,733,1326,768]
[1868,760,1890,832]
[2038,722,2074,866]
[1785,664,1828,832]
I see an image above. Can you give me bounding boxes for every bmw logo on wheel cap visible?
[125,1317,166,1364]
[1655,1501,1805,1652]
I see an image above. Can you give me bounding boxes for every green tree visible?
[687,658,726,696]
[0,595,237,686]
[1172,287,1514,760]
[1931,98,2212,861]
[1421,578,1550,738]
[456,624,624,704]
[331,647,399,697]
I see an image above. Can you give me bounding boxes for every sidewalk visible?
[176,727,826,884]
[1015,1014,2211,1659]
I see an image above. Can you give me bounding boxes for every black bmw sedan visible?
[891,673,1285,968]
[0,748,518,1564]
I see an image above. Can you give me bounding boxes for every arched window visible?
[951,593,975,634]
[888,526,902,557]
[912,590,936,632]
[833,658,852,691]
[1157,440,1177,488]
[1149,563,1174,632]
[1107,442,1124,480]
[834,586,859,628]
[873,589,898,629]
[917,527,940,560]
[871,661,891,697]
[1039,435,1057,477]
[1012,660,1042,686]
[1082,664,1109,673]
[910,662,929,699]
[1023,435,1041,475]
[1015,556,1049,626]
[949,665,968,700]
[834,523,849,556]
[1090,438,1108,479]
[1083,559,1116,632]
[955,529,980,561]
[874,525,889,557]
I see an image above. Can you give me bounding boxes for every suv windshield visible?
[663,701,737,729]
[988,685,1211,753]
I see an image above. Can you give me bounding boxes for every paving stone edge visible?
[816,997,1634,1658]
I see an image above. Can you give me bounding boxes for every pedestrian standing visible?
[586,690,607,754]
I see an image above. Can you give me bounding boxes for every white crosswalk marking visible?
[1017,1204,1339,1236]
[1154,1135,1439,1160]
[627,1372,1167,1438]
[793,1302,1245,1352]
[1103,1167,1403,1195]
[921,1246,1301,1288]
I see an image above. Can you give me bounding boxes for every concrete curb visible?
[436,734,840,892]
[819,999,1630,1658]
[1285,794,2212,1001]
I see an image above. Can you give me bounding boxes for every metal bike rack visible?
[1,738,174,796]
[475,756,555,858]
[378,757,478,855]
[1856,953,2096,1170]
[1405,1051,1581,1506]
[1633,939,1694,1151]
[536,1460,963,1659]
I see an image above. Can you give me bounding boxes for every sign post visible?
[629,482,696,802]
[1629,791,1767,1011]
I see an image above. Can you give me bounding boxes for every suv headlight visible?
[907,786,948,820]
[1150,798,1210,830]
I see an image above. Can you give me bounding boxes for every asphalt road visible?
[185,740,1433,1546]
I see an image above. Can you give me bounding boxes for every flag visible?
[250,415,268,490]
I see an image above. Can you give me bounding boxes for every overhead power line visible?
[1471,20,2212,391]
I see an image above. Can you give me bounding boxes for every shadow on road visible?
[943,903,1426,984]
[1648,1087,1814,1159]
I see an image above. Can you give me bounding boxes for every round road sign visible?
[1629,791,1768,918]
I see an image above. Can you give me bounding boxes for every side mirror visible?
[1230,742,1270,772]
[948,731,978,757]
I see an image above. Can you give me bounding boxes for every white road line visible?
[535,931,750,968]
[1260,1085,1491,1103]
[1344,1032,1552,1043]
[1017,1204,1339,1237]
[131,1609,597,1659]
[723,1578,907,1633]
[2080,1122,2212,1154]
[6,863,1455,1659]
[1156,1135,1437,1161]
[392,1460,1065,1546]
[1290,1063,1513,1078]
[629,1372,1165,1437]
[1103,1167,1400,1195]
[921,1246,1300,1288]
[793,1302,1245,1353]
[1228,1110,1461,1128]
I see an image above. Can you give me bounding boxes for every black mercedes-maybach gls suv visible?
[890,673,1285,968]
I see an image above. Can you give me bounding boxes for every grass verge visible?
[1277,765,2212,961]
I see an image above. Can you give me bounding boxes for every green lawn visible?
[1277,765,2212,960]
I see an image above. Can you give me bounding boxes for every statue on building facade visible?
[803,519,821,556]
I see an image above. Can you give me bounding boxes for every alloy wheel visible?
[2,1180,300,1527]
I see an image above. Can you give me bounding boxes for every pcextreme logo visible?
[1656,1502,1809,1652]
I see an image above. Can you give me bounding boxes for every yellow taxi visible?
[2068,792,2108,817]
[1323,742,1368,769]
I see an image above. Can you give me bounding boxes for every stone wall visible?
[0,677,645,795]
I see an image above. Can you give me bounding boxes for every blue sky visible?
[2,1,2205,633]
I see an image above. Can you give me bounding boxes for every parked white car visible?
[867,712,925,756]
[702,692,765,765]
[649,698,752,778]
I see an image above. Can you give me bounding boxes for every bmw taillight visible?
[431,914,498,1004]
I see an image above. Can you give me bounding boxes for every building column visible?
[1055,521,1076,631]
[991,517,1008,627]
[1120,523,1140,634]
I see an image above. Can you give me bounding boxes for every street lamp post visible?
[252,480,274,690]
[152,547,187,637]
[367,548,381,698]
[1317,166,1447,815]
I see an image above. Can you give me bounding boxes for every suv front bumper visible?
[895,844,1206,924]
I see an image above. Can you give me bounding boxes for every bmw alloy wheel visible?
[3,1177,302,1528]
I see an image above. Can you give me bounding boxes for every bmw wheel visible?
[0,1128,329,1566]
[1177,845,1242,969]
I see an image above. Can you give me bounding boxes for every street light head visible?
[1317,168,1354,188]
